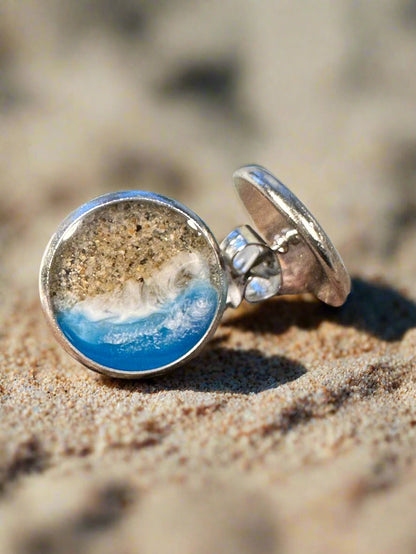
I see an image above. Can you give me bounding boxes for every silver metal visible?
[221,164,351,307]
[39,191,228,379]
[220,225,281,308]
[39,165,350,379]
[272,228,300,254]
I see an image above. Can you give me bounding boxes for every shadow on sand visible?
[223,277,416,343]
[102,278,416,394]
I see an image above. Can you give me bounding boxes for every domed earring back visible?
[39,164,350,379]
[221,164,351,309]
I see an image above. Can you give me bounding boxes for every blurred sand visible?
[1,1,416,552]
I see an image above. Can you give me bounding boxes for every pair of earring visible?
[39,165,350,379]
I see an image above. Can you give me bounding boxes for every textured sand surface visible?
[48,198,219,304]
[1,1,416,553]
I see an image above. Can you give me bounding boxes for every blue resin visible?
[57,280,218,372]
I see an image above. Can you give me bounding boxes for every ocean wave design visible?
[56,254,219,372]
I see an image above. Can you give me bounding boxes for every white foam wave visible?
[69,251,211,324]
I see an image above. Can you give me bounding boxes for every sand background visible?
[1,1,416,552]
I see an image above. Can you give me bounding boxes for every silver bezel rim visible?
[233,165,351,306]
[39,191,228,379]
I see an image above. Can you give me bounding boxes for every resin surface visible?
[48,195,224,373]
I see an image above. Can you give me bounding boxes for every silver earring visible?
[39,165,350,379]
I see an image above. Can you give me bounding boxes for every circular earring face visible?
[40,192,227,378]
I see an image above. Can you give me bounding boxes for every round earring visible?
[39,165,350,379]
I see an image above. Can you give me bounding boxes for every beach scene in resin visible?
[48,197,224,373]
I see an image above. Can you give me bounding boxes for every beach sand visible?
[1,1,416,552]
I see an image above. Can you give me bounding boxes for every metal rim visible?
[39,191,228,379]
[233,165,351,306]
